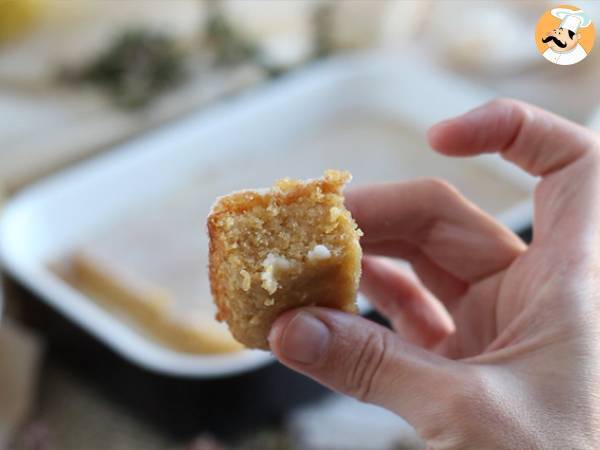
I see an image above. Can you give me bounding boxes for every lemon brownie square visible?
[208,170,362,350]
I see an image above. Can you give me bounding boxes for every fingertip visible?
[426,120,451,150]
[423,299,456,343]
[427,118,467,155]
[342,187,359,215]
[360,254,379,272]
[428,100,507,156]
[344,187,371,223]
[360,255,403,293]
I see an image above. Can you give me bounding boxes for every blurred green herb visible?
[204,6,258,66]
[312,1,336,59]
[66,29,185,109]
[204,7,290,79]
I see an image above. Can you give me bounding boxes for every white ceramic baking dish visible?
[0,51,535,378]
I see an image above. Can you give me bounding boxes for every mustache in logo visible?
[542,35,567,48]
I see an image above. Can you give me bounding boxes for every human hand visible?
[269,99,600,449]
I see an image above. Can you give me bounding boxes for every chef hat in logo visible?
[551,8,592,33]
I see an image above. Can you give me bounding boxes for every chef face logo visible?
[542,26,580,52]
[535,5,595,65]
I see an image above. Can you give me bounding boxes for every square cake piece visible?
[208,170,362,350]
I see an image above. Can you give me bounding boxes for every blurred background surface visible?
[1,1,600,449]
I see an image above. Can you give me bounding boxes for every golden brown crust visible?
[208,170,362,350]
[209,170,351,216]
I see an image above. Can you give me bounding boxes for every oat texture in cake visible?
[208,170,363,349]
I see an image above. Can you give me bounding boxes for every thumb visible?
[269,308,471,434]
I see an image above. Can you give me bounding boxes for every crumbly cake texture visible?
[208,170,363,350]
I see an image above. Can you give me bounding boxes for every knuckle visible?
[446,366,488,415]
[419,366,491,441]
[448,367,504,432]
[344,331,390,402]
[415,178,464,243]
[419,177,461,201]
[486,97,519,111]
[487,98,532,137]
[419,177,464,216]
[487,97,531,122]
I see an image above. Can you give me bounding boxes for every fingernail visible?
[278,312,330,364]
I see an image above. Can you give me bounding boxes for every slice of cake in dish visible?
[208,170,363,350]
[53,197,243,354]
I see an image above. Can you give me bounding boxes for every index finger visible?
[427,98,599,177]
[427,98,600,245]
